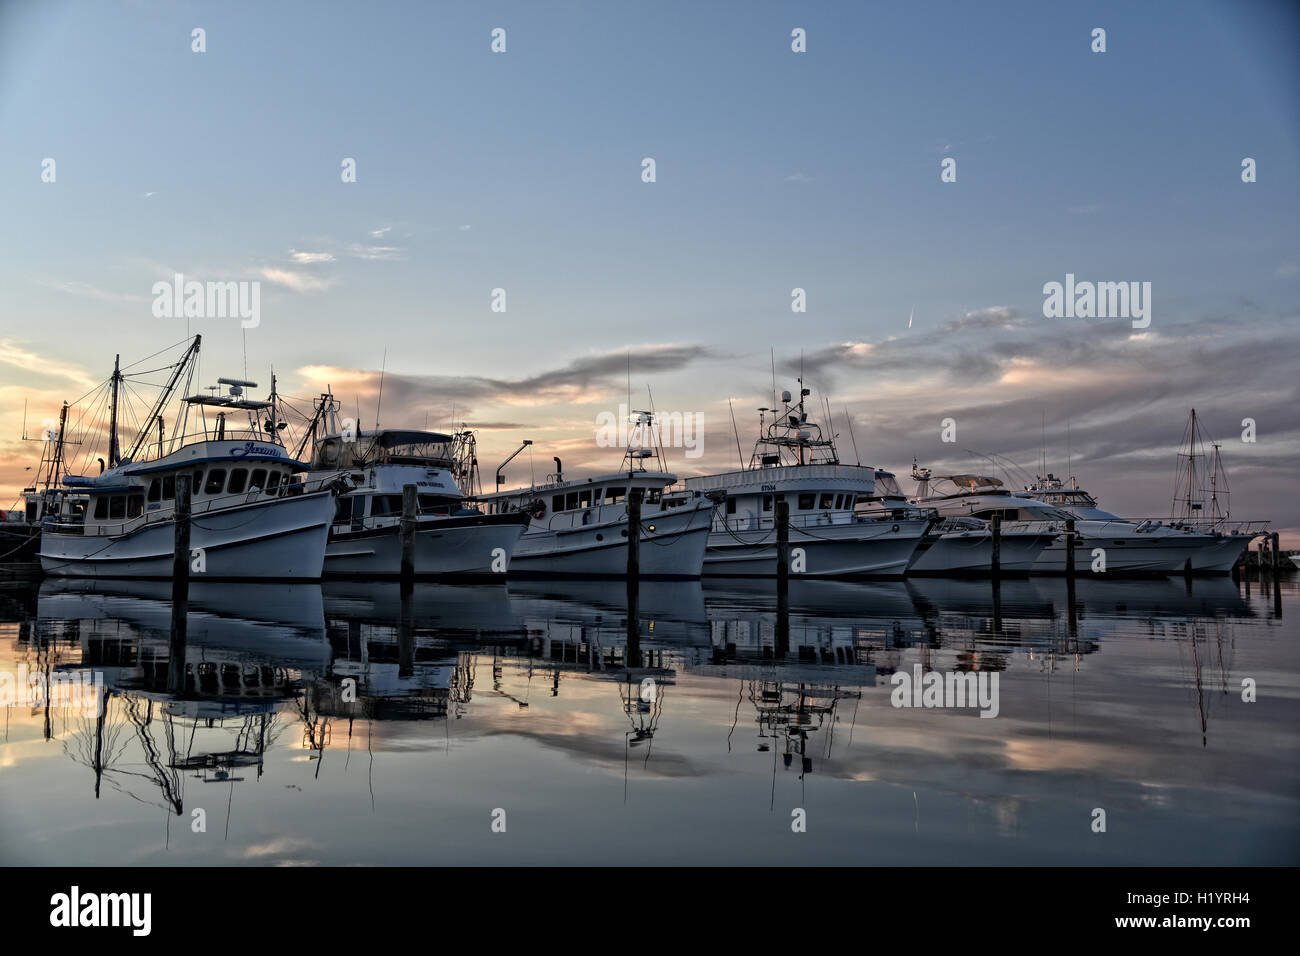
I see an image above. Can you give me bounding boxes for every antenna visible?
[770,348,777,412]
[374,349,387,430]
[844,406,860,465]
[729,399,744,469]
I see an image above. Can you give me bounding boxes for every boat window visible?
[94,497,108,520]
[419,495,457,514]
[204,469,226,495]
[228,468,248,494]
[762,495,772,512]
[127,495,144,518]
[726,497,737,514]
[645,488,662,505]
[335,497,353,521]
[248,469,267,492]
[589,488,601,503]
[605,486,626,505]
[820,493,834,509]
[192,469,204,494]
[552,495,565,512]
[798,493,815,510]
[109,496,125,519]
[162,476,175,500]
[370,495,401,517]
[566,492,580,510]
[265,470,281,493]
[148,479,161,502]
[578,488,592,508]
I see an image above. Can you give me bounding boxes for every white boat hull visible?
[1032,531,1203,575]
[507,501,711,578]
[324,513,528,577]
[702,518,930,578]
[1187,534,1256,573]
[908,529,1057,574]
[40,491,333,580]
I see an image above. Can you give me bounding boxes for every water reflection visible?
[0,572,1295,865]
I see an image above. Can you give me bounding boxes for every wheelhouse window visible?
[204,469,226,495]
[148,479,161,502]
[419,494,457,513]
[93,498,108,520]
[578,488,593,508]
[798,493,815,510]
[819,493,834,509]
[109,496,125,520]
[566,492,580,510]
[334,497,353,521]
[192,469,204,493]
[127,495,144,518]
[604,486,626,505]
[552,495,565,512]
[645,488,662,505]
[762,495,772,512]
[726,497,737,514]
[227,468,248,494]
[248,469,267,493]
[265,470,280,493]
[162,475,175,500]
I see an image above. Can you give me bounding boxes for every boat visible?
[37,336,335,580]
[1163,409,1269,572]
[912,468,1213,575]
[681,384,931,577]
[862,466,1057,574]
[300,392,529,578]
[474,411,714,578]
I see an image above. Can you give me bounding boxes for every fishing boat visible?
[682,384,930,577]
[38,336,334,580]
[299,392,530,577]
[474,411,714,578]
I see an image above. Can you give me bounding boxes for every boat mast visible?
[107,354,121,468]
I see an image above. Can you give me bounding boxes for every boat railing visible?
[1165,518,1271,537]
[42,483,320,538]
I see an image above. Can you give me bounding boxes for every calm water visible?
[1,573,1297,866]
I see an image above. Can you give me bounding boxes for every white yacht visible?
[302,396,530,577]
[39,337,334,580]
[681,385,930,577]
[863,467,1058,574]
[913,471,1204,575]
[1027,474,1260,574]
[474,412,714,578]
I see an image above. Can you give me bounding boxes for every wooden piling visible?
[1064,518,1076,579]
[400,483,417,586]
[990,514,1001,579]
[168,473,191,694]
[627,489,642,645]
[776,498,790,653]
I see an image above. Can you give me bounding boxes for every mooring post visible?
[168,473,192,695]
[990,514,1002,579]
[627,488,642,645]
[400,483,417,586]
[776,498,790,653]
[1064,518,1076,579]
[1272,532,1281,578]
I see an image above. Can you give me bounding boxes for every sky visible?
[1,0,1298,540]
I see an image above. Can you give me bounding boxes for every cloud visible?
[288,249,335,264]
[347,243,404,261]
[257,267,335,293]
[369,225,392,238]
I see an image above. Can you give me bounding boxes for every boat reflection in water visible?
[2,570,1292,865]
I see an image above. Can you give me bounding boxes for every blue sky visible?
[2,0,1298,535]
